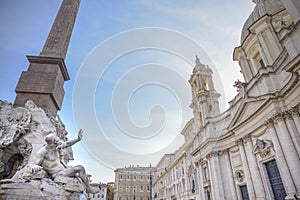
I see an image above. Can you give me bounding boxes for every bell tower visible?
[14,0,80,116]
[189,56,220,129]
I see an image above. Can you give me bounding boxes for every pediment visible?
[229,98,267,128]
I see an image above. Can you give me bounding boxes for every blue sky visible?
[0,1,255,182]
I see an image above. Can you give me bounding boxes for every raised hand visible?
[78,129,83,141]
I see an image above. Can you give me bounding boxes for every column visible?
[243,136,266,199]
[196,74,202,91]
[266,120,297,199]
[208,75,215,91]
[237,139,256,200]
[257,32,272,65]
[291,108,300,137]
[286,111,300,157]
[224,149,238,200]
[198,160,206,200]
[274,113,300,192]
[197,74,204,90]
[207,152,225,200]
[280,0,300,24]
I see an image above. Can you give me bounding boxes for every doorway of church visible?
[265,160,286,200]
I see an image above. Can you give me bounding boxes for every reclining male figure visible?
[32,129,99,193]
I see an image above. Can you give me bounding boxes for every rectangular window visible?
[126,185,130,192]
[119,197,122,200]
[147,185,150,191]
[140,176,143,181]
[140,185,143,191]
[203,167,209,181]
[240,185,249,200]
[134,175,137,180]
[120,175,123,180]
[127,175,130,181]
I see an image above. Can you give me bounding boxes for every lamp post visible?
[150,164,152,200]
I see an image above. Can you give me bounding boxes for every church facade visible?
[152,0,300,199]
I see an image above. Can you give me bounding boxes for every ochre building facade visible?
[114,166,154,200]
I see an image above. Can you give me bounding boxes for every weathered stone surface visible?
[54,175,86,193]
[0,100,88,199]
[0,178,68,200]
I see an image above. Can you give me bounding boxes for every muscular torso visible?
[40,146,65,175]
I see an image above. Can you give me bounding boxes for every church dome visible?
[240,0,285,43]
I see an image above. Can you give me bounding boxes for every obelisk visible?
[14,0,80,116]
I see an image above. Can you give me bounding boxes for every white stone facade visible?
[152,1,300,200]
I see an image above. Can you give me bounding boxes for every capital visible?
[235,138,244,146]
[242,135,252,143]
[272,112,285,123]
[206,150,220,159]
[199,159,208,166]
[264,118,274,128]
[290,107,300,117]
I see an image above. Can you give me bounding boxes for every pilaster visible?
[223,149,238,200]
[236,139,256,200]
[265,120,297,199]
[280,0,300,24]
[197,159,206,200]
[273,113,300,192]
[243,136,267,199]
[285,110,300,157]
[206,151,225,200]
[290,108,300,137]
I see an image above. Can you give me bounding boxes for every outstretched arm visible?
[57,129,83,149]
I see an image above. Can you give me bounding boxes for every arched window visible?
[203,167,209,181]
[247,44,265,75]
[191,173,195,190]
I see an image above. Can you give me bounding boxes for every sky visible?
[0,0,255,182]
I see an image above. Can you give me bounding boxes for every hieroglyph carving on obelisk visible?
[40,0,80,59]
